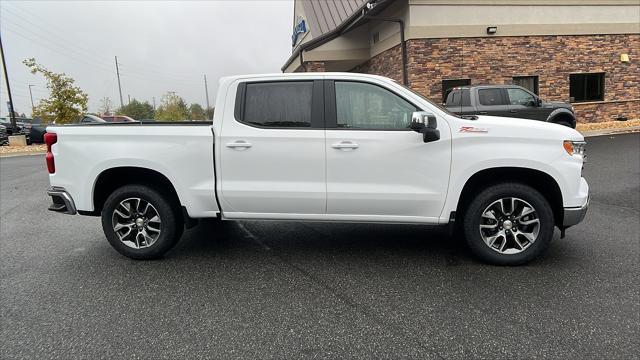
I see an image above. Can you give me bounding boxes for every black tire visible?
[463,183,554,266]
[101,184,183,259]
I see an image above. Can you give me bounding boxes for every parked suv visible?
[445,85,576,128]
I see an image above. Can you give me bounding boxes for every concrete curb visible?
[0,151,46,158]
[580,126,640,138]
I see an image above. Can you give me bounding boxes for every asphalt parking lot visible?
[1,133,638,359]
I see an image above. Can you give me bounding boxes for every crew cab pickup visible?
[45,73,589,265]
[445,85,577,128]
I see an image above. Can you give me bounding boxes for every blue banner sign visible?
[292,18,307,46]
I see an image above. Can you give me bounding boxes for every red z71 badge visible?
[459,126,489,133]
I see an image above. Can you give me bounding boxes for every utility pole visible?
[152,96,156,110]
[115,56,124,108]
[204,74,211,120]
[0,34,17,132]
[128,94,130,105]
[28,85,35,115]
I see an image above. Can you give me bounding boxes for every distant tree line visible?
[103,93,213,121]
[24,58,213,124]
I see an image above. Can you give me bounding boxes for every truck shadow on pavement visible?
[165,220,570,266]
[167,218,567,266]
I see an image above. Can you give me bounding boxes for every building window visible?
[242,81,313,127]
[513,76,539,95]
[570,73,605,103]
[372,32,380,44]
[442,79,471,103]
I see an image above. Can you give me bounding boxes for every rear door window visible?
[478,88,506,106]
[242,81,313,128]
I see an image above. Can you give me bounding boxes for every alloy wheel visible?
[479,197,540,255]
[111,197,162,249]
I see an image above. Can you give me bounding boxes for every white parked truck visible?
[45,73,588,265]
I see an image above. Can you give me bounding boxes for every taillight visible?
[44,132,57,174]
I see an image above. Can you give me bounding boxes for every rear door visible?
[475,87,511,117]
[324,79,451,222]
[219,80,326,216]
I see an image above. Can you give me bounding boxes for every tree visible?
[118,99,154,120]
[99,97,114,116]
[23,58,88,124]
[205,107,214,120]
[155,92,189,121]
[189,103,205,120]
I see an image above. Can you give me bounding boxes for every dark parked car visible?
[0,117,32,144]
[445,85,576,128]
[21,118,48,144]
[0,124,8,145]
[101,115,136,122]
[79,115,107,123]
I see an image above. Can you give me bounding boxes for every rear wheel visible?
[463,183,554,265]
[101,185,183,259]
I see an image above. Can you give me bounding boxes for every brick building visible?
[283,0,639,123]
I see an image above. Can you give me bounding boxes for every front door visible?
[324,80,451,222]
[506,87,546,120]
[219,80,326,216]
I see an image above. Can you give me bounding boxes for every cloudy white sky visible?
[0,0,293,117]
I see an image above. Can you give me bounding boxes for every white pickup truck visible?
[45,73,588,265]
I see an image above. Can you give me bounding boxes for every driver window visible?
[335,81,417,129]
[507,88,536,107]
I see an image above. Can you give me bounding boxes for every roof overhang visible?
[281,0,394,72]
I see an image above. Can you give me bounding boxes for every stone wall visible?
[296,61,326,72]
[351,45,404,83]
[349,34,639,123]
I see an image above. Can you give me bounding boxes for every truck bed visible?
[46,122,219,218]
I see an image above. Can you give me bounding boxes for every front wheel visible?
[463,183,555,265]
[101,185,183,259]
[555,120,573,128]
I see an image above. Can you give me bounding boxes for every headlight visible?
[563,140,586,156]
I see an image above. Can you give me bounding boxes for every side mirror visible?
[411,111,440,143]
[536,97,542,106]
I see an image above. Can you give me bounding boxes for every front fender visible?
[439,133,583,223]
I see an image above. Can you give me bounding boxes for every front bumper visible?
[47,187,77,215]
[563,196,589,227]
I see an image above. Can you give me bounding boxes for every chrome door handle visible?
[226,140,252,149]
[509,109,517,113]
[331,141,359,149]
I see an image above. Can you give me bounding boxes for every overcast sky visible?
[0,0,293,117]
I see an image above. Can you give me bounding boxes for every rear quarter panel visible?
[47,125,218,218]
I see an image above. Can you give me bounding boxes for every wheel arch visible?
[547,108,576,128]
[455,167,564,227]
[90,166,181,216]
